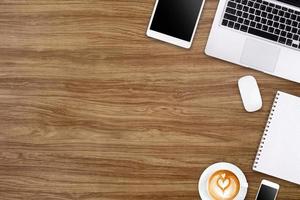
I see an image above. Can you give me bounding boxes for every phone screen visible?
[150,0,203,41]
[256,184,278,200]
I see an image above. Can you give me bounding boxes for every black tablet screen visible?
[150,0,203,41]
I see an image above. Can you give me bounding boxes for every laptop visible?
[205,0,300,83]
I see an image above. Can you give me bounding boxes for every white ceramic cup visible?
[198,162,248,200]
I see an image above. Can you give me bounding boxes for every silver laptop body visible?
[206,0,300,83]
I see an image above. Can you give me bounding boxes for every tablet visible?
[146,0,205,49]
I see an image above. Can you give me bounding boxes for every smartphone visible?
[255,180,280,200]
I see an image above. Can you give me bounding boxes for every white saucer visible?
[198,162,248,200]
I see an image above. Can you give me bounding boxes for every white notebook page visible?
[253,91,300,185]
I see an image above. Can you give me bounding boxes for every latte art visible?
[208,170,240,200]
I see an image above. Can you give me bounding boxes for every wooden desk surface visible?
[0,0,300,199]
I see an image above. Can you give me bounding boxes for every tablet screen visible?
[150,0,203,42]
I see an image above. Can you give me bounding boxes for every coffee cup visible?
[198,162,248,200]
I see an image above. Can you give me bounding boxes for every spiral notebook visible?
[253,91,300,185]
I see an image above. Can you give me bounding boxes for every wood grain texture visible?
[0,0,299,199]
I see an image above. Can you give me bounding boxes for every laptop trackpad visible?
[240,38,281,73]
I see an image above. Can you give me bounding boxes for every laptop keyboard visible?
[222,0,300,50]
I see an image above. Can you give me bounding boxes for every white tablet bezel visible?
[146,0,205,49]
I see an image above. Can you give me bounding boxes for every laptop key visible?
[272,9,278,15]
[249,14,255,20]
[274,29,280,35]
[237,4,243,10]
[248,27,279,41]
[244,19,250,25]
[262,1,268,5]
[273,16,279,21]
[292,28,297,33]
[226,7,236,15]
[222,19,229,26]
[279,37,286,44]
[278,10,284,16]
[228,1,237,8]
[242,0,248,5]
[267,14,273,19]
[241,25,248,32]
[243,6,249,12]
[284,12,291,18]
[256,23,262,29]
[280,17,285,23]
[281,31,287,37]
[285,26,291,32]
[262,25,268,31]
[224,13,238,21]
[267,20,273,26]
[287,39,293,46]
[292,21,298,27]
[268,27,274,33]
[255,10,261,15]
[234,23,241,30]
[228,21,234,28]
[293,35,299,40]
[243,12,249,18]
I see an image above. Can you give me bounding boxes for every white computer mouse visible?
[238,76,262,112]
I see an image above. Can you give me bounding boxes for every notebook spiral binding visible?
[253,92,281,169]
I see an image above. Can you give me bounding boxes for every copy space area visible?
[0,0,299,200]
